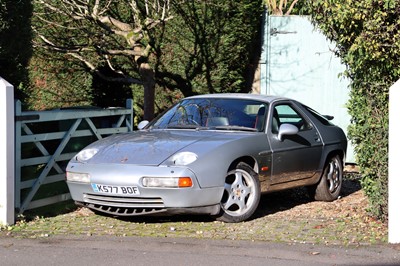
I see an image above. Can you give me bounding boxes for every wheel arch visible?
[325,149,345,165]
[228,156,259,174]
[320,148,346,171]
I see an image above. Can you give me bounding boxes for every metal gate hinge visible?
[270,28,297,36]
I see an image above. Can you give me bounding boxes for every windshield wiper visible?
[213,125,257,132]
[167,124,202,129]
[166,124,257,132]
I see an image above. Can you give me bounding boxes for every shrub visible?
[307,0,399,221]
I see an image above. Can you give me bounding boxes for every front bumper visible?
[66,162,224,216]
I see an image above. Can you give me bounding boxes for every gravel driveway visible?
[2,177,389,247]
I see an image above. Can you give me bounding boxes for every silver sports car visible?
[66,93,347,223]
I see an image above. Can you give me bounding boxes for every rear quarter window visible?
[303,105,334,126]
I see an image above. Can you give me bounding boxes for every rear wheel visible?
[310,155,343,201]
[216,162,261,223]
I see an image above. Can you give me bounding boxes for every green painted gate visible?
[15,100,134,214]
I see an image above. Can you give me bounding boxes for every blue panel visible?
[263,15,355,163]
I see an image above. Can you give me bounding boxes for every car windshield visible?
[149,98,268,132]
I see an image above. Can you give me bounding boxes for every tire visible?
[311,155,343,201]
[216,162,261,223]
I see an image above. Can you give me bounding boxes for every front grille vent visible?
[82,193,165,216]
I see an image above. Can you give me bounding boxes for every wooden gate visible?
[15,99,134,214]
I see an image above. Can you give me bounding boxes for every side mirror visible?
[137,120,149,130]
[278,123,299,141]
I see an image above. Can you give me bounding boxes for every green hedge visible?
[307,0,399,221]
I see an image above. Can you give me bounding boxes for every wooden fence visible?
[14,99,134,214]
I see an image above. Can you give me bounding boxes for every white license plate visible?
[91,183,140,195]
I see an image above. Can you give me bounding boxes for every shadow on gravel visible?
[115,175,362,224]
[21,201,78,222]
[252,178,362,220]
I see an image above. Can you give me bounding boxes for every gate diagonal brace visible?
[84,117,103,140]
[21,123,64,174]
[19,118,82,213]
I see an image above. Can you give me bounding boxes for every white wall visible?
[0,77,15,225]
[389,79,400,244]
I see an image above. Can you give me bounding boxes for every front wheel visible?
[216,162,261,223]
[310,155,343,201]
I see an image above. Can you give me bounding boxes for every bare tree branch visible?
[285,0,299,15]
[98,16,133,32]
[33,0,172,119]
[69,52,143,84]
[34,31,92,53]
[265,0,298,15]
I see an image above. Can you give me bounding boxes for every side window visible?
[271,104,311,133]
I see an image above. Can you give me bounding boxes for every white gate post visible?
[0,77,15,225]
[389,79,400,243]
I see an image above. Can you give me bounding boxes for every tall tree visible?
[149,0,262,113]
[32,1,262,119]
[0,0,32,101]
[33,0,172,120]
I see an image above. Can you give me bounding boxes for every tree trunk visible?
[134,44,156,121]
[140,62,156,121]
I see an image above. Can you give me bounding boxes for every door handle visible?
[314,133,321,142]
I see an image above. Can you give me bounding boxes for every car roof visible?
[185,93,291,103]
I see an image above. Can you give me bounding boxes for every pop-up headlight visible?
[76,148,99,162]
[167,152,198,166]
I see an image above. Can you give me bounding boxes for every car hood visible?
[84,129,242,166]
